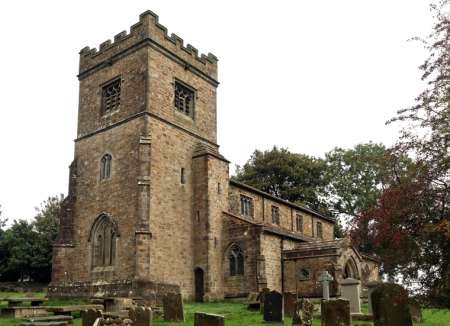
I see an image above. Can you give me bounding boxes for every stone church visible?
[49,11,380,303]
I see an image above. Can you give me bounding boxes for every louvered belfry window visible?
[174,81,194,117]
[102,79,121,114]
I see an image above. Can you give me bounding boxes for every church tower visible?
[50,11,229,302]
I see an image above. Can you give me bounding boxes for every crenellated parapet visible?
[79,10,218,80]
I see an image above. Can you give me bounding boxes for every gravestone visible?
[283,292,297,317]
[292,298,314,326]
[81,309,103,326]
[105,297,134,312]
[409,301,423,323]
[366,281,380,314]
[340,278,361,313]
[319,271,334,300]
[129,306,153,326]
[263,290,283,322]
[194,312,225,326]
[371,283,413,326]
[321,299,351,326]
[163,293,184,322]
[246,292,260,310]
[259,288,270,314]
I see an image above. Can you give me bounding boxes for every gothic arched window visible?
[90,214,117,268]
[229,244,244,276]
[100,154,112,180]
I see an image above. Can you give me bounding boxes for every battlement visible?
[79,10,218,80]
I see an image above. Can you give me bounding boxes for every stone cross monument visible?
[319,271,334,300]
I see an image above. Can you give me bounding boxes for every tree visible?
[356,0,450,305]
[0,196,63,282]
[31,195,63,282]
[234,147,329,213]
[325,143,414,252]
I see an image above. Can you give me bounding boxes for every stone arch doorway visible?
[194,267,205,302]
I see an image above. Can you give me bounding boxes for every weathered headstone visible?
[105,297,134,312]
[81,309,103,326]
[409,301,423,323]
[194,312,225,326]
[340,278,361,313]
[129,306,153,326]
[263,290,283,322]
[259,288,270,314]
[371,283,413,326]
[246,292,260,310]
[292,298,314,326]
[163,293,184,322]
[366,281,381,314]
[319,271,334,300]
[321,299,351,326]
[283,292,297,317]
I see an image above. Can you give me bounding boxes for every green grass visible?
[0,292,449,326]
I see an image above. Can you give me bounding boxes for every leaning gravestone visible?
[321,299,351,326]
[263,290,283,322]
[292,298,314,326]
[371,283,413,326]
[340,278,361,313]
[129,306,153,326]
[259,288,270,314]
[283,292,297,317]
[163,293,184,322]
[81,308,103,326]
[194,312,225,326]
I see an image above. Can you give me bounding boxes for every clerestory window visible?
[317,221,323,239]
[296,214,303,233]
[240,195,254,218]
[271,206,280,225]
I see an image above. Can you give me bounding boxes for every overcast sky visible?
[0,1,435,222]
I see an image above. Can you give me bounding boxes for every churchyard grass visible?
[0,293,448,325]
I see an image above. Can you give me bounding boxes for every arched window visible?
[89,214,117,268]
[100,154,112,179]
[229,244,244,276]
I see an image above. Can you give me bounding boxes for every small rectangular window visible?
[174,81,195,117]
[240,195,253,218]
[271,206,280,225]
[296,214,303,233]
[101,78,121,114]
[181,168,185,184]
[317,222,323,239]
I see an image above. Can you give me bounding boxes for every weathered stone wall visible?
[228,184,334,241]
[261,234,282,292]
[77,47,148,138]
[68,118,143,282]
[222,219,261,297]
[148,48,217,144]
[283,256,338,297]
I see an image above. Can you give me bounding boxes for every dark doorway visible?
[194,267,204,302]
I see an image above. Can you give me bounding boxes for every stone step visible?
[22,315,74,323]
[21,322,69,326]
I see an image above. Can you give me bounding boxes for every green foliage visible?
[234,146,329,214]
[0,195,63,282]
[357,0,450,304]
